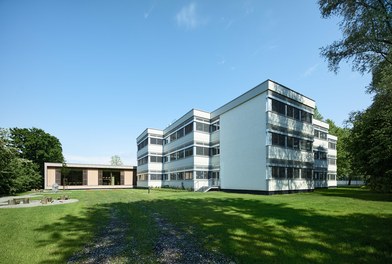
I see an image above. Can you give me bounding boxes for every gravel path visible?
[67,207,234,264]
[152,212,234,264]
[67,208,129,264]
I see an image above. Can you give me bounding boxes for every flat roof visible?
[45,162,136,170]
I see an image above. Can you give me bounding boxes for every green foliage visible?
[319,0,392,73]
[0,129,41,195]
[110,155,123,166]
[347,93,392,192]
[7,158,41,194]
[314,106,324,121]
[325,119,355,180]
[320,0,392,191]
[10,127,64,184]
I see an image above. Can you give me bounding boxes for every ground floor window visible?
[272,167,286,179]
[61,169,85,185]
[150,174,162,180]
[101,170,121,185]
[314,171,327,180]
[196,171,208,179]
[138,174,148,181]
[270,166,312,180]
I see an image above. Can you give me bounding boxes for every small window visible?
[272,99,286,115]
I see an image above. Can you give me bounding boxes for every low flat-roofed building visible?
[44,163,137,190]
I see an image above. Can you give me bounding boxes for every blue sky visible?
[0,0,372,165]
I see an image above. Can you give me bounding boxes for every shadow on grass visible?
[33,194,392,264]
[137,197,392,263]
[33,201,156,264]
[315,187,392,202]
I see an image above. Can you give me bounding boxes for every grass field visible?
[0,187,391,263]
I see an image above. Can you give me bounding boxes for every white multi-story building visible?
[136,80,337,194]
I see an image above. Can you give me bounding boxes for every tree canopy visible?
[9,128,64,187]
[110,155,123,166]
[319,0,392,74]
[320,0,392,191]
[325,119,353,179]
[0,129,41,195]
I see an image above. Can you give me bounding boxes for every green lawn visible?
[0,188,391,263]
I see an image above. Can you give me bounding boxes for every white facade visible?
[136,80,337,193]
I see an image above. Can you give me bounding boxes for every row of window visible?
[169,123,193,142]
[314,172,336,180]
[271,133,312,151]
[271,99,312,123]
[328,158,337,165]
[314,130,327,140]
[137,171,220,181]
[170,147,193,161]
[150,156,163,163]
[138,145,220,165]
[271,166,313,179]
[137,138,148,150]
[167,121,221,145]
[314,151,327,160]
[138,156,148,166]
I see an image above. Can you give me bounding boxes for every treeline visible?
[0,128,64,195]
[319,0,392,192]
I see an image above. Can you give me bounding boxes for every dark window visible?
[185,147,193,157]
[150,174,162,180]
[301,111,312,123]
[300,140,312,151]
[210,146,220,156]
[178,150,184,159]
[272,99,286,115]
[287,168,293,179]
[137,156,148,166]
[211,121,220,132]
[196,147,209,156]
[196,122,210,132]
[177,128,184,138]
[272,133,286,147]
[196,171,208,179]
[150,156,163,163]
[137,138,148,150]
[302,169,313,179]
[185,123,193,134]
[170,132,177,142]
[272,167,286,179]
[328,142,336,149]
[293,168,300,178]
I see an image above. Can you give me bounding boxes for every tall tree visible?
[346,95,392,191]
[319,0,392,191]
[319,0,392,74]
[110,155,123,166]
[0,128,41,195]
[314,106,324,121]
[10,128,64,187]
